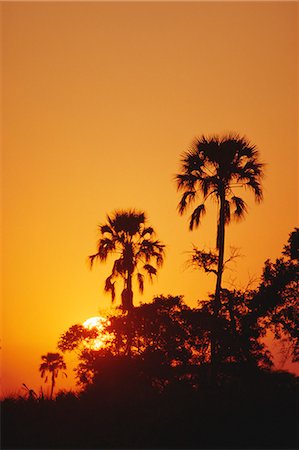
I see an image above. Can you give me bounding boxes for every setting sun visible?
[83,316,112,350]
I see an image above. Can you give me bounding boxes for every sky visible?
[1,1,298,396]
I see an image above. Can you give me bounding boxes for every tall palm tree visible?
[39,352,67,399]
[176,133,264,361]
[89,209,165,312]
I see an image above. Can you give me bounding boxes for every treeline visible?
[59,227,298,388]
[2,229,298,449]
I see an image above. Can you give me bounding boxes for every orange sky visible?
[1,1,298,396]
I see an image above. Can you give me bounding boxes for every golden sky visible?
[1,1,298,396]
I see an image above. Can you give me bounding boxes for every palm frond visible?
[175,173,198,191]
[197,135,219,164]
[241,160,264,177]
[246,179,263,202]
[178,190,196,214]
[138,240,165,266]
[112,258,125,276]
[141,226,154,237]
[137,272,144,293]
[88,253,99,269]
[100,224,113,235]
[154,251,165,268]
[189,204,206,230]
[98,238,116,260]
[143,264,157,281]
[181,147,205,174]
[232,134,257,159]
[104,275,116,302]
[138,239,162,255]
[231,196,247,220]
[200,177,219,198]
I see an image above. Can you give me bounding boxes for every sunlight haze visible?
[1,1,298,396]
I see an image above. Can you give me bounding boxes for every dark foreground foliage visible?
[2,365,298,449]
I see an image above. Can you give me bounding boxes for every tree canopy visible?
[89,209,165,311]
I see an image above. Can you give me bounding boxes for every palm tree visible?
[89,209,165,312]
[176,133,264,362]
[39,352,67,399]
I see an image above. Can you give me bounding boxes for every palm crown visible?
[39,352,67,399]
[89,209,165,311]
[176,133,264,239]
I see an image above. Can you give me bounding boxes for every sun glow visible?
[83,316,112,350]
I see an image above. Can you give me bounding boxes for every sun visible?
[83,316,112,350]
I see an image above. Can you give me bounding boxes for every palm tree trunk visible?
[125,272,134,357]
[50,372,55,400]
[127,273,133,311]
[211,189,226,367]
[215,190,226,309]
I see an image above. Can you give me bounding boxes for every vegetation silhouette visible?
[57,323,100,353]
[176,133,264,364]
[2,134,298,449]
[12,230,292,450]
[252,227,298,363]
[2,256,298,449]
[89,209,165,312]
[59,296,211,387]
[58,230,298,389]
[21,383,37,400]
[39,352,67,400]
[88,209,165,355]
[2,367,297,449]
[2,222,298,449]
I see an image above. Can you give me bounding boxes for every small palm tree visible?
[176,133,264,362]
[39,352,67,399]
[89,209,165,311]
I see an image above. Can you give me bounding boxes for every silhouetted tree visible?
[176,133,264,363]
[89,209,165,312]
[59,230,297,394]
[69,296,211,390]
[209,229,299,366]
[39,352,67,399]
[252,228,299,363]
[58,296,211,388]
[283,227,299,261]
[211,289,273,367]
[190,247,244,362]
[57,324,99,353]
